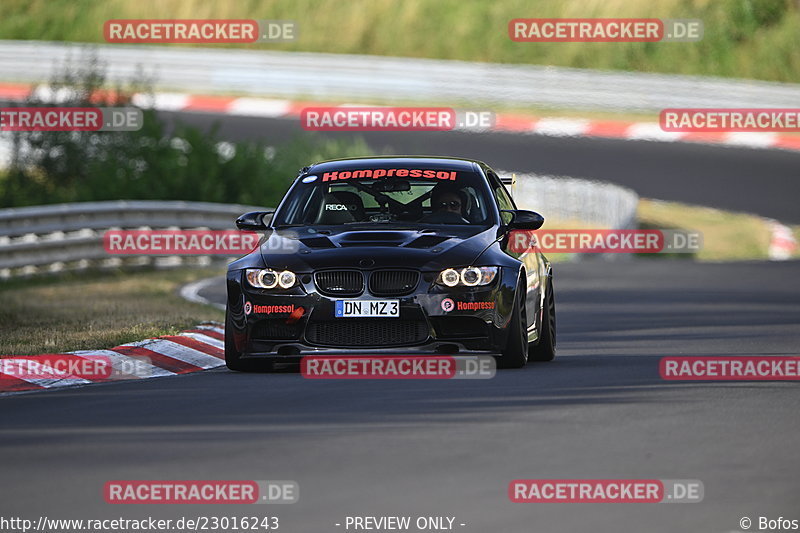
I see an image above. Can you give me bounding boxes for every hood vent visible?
[339,241,398,247]
[300,236,336,248]
[405,235,449,249]
[338,231,406,247]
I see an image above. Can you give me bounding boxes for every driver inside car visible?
[421,183,471,224]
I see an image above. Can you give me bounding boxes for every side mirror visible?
[235,211,272,231]
[504,210,544,230]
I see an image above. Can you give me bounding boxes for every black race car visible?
[225,156,555,371]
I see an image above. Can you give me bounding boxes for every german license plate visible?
[335,300,399,318]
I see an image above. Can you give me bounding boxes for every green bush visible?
[0,56,373,208]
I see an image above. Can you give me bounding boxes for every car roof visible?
[303,156,487,176]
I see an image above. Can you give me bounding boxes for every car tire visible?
[497,282,528,369]
[528,279,556,362]
[225,308,248,372]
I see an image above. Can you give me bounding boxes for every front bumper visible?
[226,268,519,359]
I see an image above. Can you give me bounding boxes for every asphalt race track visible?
[0,102,798,221]
[1,260,798,532]
[162,111,800,223]
[1,113,798,532]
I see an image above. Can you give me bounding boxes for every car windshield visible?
[273,167,495,227]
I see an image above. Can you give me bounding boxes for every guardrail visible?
[0,40,799,112]
[0,172,638,278]
[507,171,639,230]
[0,200,268,278]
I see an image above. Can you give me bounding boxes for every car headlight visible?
[277,270,296,289]
[439,268,461,287]
[245,268,297,289]
[436,266,499,287]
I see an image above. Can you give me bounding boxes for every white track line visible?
[180,277,226,310]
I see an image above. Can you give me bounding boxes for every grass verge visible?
[546,200,797,262]
[3,0,799,83]
[0,267,224,356]
[637,199,778,261]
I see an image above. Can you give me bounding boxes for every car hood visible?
[259,225,498,272]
